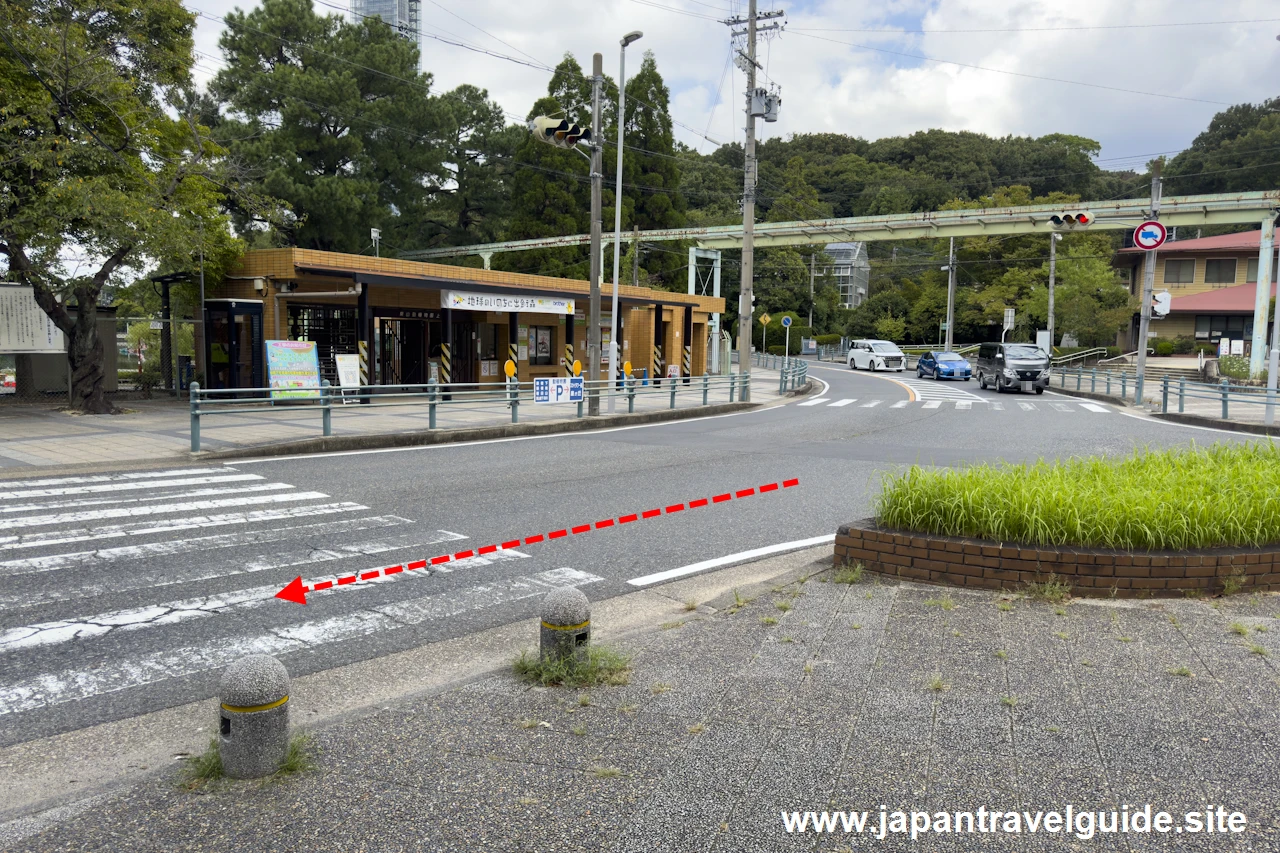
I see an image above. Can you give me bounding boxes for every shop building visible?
[199,249,724,390]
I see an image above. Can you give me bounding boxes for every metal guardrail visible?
[188,373,752,452]
[1051,347,1109,367]
[1157,374,1280,424]
[1052,366,1139,402]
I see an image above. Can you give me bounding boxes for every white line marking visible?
[860,400,882,408]
[0,502,367,552]
[628,534,835,587]
[0,515,410,576]
[828,399,856,407]
[0,528,466,611]
[797,398,829,407]
[1080,403,1111,413]
[0,550,529,652]
[0,468,229,490]
[1049,402,1074,413]
[1017,402,1037,411]
[955,401,972,410]
[922,401,942,409]
[0,491,329,531]
[0,568,602,716]
[0,474,264,501]
[890,400,909,409]
[990,402,1004,411]
[0,482,295,515]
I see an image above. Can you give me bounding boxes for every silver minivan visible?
[975,343,1050,394]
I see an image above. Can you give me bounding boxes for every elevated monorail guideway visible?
[401,191,1280,262]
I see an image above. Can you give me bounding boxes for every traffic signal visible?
[528,115,591,149]
[1049,211,1093,229]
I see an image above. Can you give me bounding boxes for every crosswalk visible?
[799,397,1113,414]
[0,466,599,733]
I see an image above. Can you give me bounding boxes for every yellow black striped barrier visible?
[564,343,574,377]
[440,343,451,384]
[683,344,692,379]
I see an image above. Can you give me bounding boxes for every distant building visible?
[823,243,870,309]
[352,0,420,42]
[1113,229,1278,353]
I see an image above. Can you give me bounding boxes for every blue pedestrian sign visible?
[534,377,583,404]
[780,316,792,328]
[1134,221,1167,251]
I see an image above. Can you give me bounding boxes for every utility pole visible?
[587,53,604,416]
[808,252,815,327]
[1047,233,1060,352]
[944,238,956,352]
[1134,159,1162,405]
[724,0,784,402]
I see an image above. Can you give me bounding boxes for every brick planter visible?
[835,518,1280,598]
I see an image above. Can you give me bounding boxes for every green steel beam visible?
[400,191,1280,261]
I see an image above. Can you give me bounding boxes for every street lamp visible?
[608,30,643,413]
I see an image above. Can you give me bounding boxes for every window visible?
[529,325,553,365]
[1204,259,1238,284]
[1163,259,1195,284]
[1245,258,1280,283]
[1195,316,1210,340]
[478,323,498,360]
[1196,315,1254,341]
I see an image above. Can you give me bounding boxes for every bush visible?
[876,442,1280,550]
[1172,336,1195,355]
[1154,340,1175,357]
[1105,346,1121,359]
[815,334,842,346]
[1218,354,1251,380]
[767,345,786,356]
[1194,343,1217,357]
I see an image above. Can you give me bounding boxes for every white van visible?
[848,339,905,372]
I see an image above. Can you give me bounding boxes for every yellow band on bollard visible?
[221,695,289,713]
[541,620,590,631]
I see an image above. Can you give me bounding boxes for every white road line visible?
[0,474,264,501]
[0,529,466,611]
[797,398,830,407]
[0,482,295,515]
[1080,403,1111,413]
[860,400,882,408]
[628,534,835,587]
[0,491,330,531]
[890,400,909,408]
[828,399,856,407]
[0,549,529,653]
[0,568,602,716]
[956,401,972,410]
[1049,402,1074,413]
[922,401,942,409]
[990,402,1004,411]
[0,502,367,552]
[0,468,228,490]
[0,515,410,576]
[1017,402,1037,411]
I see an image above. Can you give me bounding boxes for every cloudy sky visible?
[186,0,1280,171]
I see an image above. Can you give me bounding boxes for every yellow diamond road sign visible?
[760,313,771,326]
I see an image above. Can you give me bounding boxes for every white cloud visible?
[185,0,1280,163]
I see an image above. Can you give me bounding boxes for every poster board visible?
[667,364,681,379]
[265,340,321,400]
[0,284,65,353]
[334,353,360,404]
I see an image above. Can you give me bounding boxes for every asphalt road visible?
[0,359,1260,745]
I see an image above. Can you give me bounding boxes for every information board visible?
[0,285,65,353]
[265,340,321,399]
[534,377,584,404]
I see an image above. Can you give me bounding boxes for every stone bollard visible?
[540,586,591,663]
[219,654,291,779]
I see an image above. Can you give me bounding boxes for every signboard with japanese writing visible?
[265,340,321,399]
[534,377,584,404]
[335,354,360,388]
[0,285,65,354]
[444,290,573,315]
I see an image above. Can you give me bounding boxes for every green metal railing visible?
[1157,374,1280,423]
[1052,365,1136,401]
[188,373,752,452]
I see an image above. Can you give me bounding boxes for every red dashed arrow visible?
[275,478,800,605]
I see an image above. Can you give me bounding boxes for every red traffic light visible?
[1049,211,1093,229]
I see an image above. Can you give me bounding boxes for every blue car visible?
[917,351,972,381]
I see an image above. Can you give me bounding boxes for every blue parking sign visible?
[569,377,583,402]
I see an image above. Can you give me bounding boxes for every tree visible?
[1164,98,1280,196]
[211,0,448,253]
[0,0,238,412]
[874,314,906,342]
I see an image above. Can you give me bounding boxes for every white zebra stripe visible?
[0,491,330,531]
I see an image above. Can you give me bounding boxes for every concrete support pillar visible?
[1250,217,1276,376]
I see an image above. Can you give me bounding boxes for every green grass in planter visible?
[876,442,1280,551]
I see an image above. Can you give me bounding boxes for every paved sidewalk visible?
[0,369,791,469]
[6,555,1278,851]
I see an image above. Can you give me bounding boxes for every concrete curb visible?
[1150,411,1280,436]
[1046,386,1135,407]
[193,400,760,461]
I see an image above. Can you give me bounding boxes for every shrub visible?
[1172,336,1195,355]
[1154,341,1175,357]
[1105,346,1121,359]
[1194,343,1217,357]
[767,345,786,356]
[816,334,843,346]
[1218,354,1252,380]
[876,442,1280,551]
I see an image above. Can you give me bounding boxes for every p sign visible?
[1134,221,1167,251]
[534,377,583,404]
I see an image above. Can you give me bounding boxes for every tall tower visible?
[352,0,420,43]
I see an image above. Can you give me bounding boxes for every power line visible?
[791,17,1280,35]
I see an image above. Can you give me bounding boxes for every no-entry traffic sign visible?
[1134,221,1167,251]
